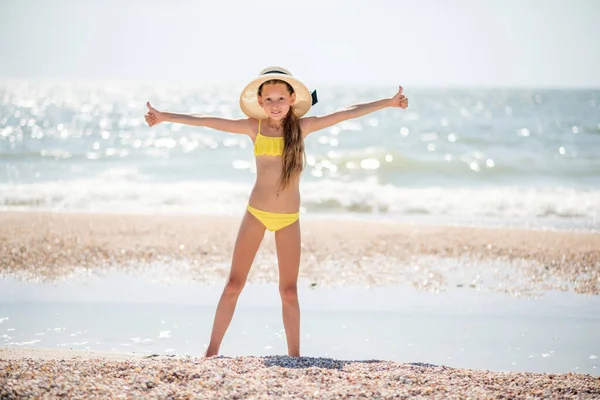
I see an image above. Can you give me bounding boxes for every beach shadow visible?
[263,355,424,370]
[262,355,441,370]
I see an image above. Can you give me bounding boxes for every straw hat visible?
[239,66,317,120]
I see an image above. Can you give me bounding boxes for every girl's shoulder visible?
[247,117,261,140]
[299,116,316,138]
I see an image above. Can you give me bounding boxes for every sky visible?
[1,0,599,87]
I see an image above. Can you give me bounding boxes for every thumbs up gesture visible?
[145,102,165,127]
[390,86,409,109]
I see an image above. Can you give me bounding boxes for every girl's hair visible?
[258,79,305,190]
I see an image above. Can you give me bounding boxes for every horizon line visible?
[1,77,599,91]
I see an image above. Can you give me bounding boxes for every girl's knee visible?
[279,285,298,302]
[224,279,245,297]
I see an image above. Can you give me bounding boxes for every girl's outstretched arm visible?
[301,86,409,137]
[144,102,253,135]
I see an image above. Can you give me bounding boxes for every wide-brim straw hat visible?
[239,66,317,120]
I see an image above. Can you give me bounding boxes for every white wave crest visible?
[1,179,598,228]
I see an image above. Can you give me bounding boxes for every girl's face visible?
[258,83,296,121]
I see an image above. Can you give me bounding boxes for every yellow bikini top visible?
[254,119,284,156]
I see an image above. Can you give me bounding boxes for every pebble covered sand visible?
[1,211,599,294]
[2,211,600,398]
[1,349,599,399]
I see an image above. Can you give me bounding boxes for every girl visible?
[144,66,409,357]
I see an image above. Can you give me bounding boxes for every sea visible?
[1,81,599,230]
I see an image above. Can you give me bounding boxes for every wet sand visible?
[1,211,599,294]
[1,348,599,399]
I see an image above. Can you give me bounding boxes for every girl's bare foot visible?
[203,348,218,358]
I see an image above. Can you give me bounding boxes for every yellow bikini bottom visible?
[246,205,299,232]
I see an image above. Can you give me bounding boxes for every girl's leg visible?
[274,219,302,357]
[204,211,266,356]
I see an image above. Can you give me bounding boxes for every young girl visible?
[144,67,409,358]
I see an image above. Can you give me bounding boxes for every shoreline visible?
[1,210,599,294]
[1,347,599,399]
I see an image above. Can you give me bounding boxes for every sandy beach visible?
[1,348,599,399]
[2,211,600,398]
[1,211,599,294]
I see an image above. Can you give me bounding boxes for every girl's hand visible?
[145,102,165,127]
[389,86,409,109]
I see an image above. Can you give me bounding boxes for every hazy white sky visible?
[1,0,599,87]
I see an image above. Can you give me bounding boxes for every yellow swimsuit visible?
[246,120,300,232]
[254,119,284,157]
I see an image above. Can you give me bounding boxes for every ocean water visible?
[1,81,599,230]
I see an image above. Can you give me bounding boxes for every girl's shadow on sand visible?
[262,355,439,370]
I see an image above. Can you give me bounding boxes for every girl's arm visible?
[144,102,253,135]
[301,86,409,136]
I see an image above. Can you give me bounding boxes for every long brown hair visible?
[258,79,305,190]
